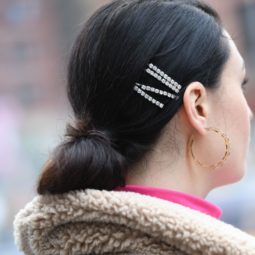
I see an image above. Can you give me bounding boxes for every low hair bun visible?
[37,119,127,195]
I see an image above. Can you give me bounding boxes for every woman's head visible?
[37,0,252,195]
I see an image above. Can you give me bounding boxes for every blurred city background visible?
[0,0,255,253]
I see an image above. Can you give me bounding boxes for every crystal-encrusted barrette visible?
[133,63,182,108]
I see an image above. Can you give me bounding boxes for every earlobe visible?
[182,82,209,135]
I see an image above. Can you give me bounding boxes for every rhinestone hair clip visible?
[133,63,182,108]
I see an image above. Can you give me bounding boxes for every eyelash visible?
[242,77,248,90]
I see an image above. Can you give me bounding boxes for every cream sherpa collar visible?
[13,189,255,255]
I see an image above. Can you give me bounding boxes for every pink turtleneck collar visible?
[114,184,222,219]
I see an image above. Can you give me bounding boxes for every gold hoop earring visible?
[189,127,231,170]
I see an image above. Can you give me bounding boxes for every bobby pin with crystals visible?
[133,63,182,108]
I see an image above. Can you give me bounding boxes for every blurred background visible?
[0,0,255,253]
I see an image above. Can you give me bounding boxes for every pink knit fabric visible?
[114,184,222,219]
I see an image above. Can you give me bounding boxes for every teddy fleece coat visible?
[13,188,255,255]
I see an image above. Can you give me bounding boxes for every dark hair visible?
[37,0,230,194]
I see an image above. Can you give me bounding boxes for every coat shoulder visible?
[13,188,255,255]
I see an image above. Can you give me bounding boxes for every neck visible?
[125,154,212,199]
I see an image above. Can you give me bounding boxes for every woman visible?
[13,0,255,254]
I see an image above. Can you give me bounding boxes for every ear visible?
[181,82,209,135]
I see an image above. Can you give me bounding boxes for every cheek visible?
[231,95,251,146]
[212,91,251,186]
[221,86,251,146]
[226,93,251,175]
